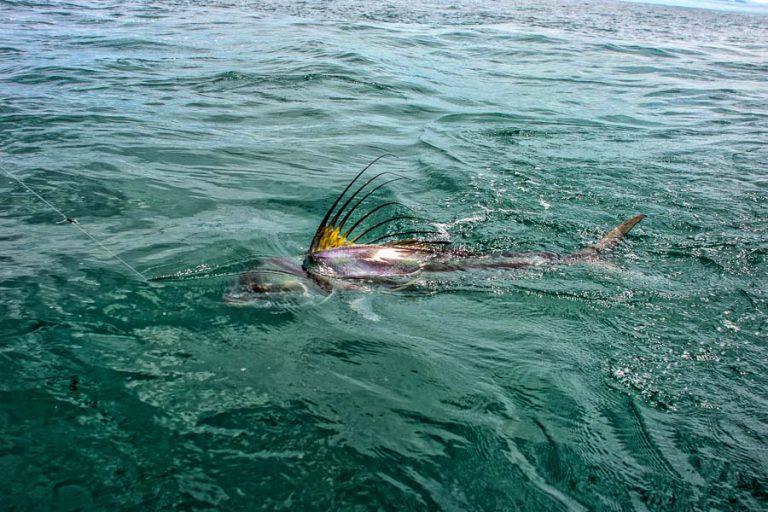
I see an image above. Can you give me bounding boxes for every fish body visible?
[303,210,647,281]
[305,244,561,278]
[306,244,439,278]
[226,157,645,305]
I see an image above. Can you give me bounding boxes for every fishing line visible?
[2,169,149,282]
[150,269,269,282]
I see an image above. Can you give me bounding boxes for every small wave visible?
[8,65,100,85]
[69,37,182,50]
[600,42,680,58]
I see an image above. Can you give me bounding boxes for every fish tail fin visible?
[567,214,646,261]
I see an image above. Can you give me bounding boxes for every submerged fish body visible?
[227,157,646,305]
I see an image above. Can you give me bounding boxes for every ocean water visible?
[1,0,767,510]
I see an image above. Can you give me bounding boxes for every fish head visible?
[224,258,326,307]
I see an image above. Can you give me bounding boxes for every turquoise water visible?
[2,0,767,509]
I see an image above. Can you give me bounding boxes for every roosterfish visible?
[225,156,645,306]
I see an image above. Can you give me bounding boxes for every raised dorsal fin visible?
[308,156,442,253]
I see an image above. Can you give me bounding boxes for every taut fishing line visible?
[2,169,149,282]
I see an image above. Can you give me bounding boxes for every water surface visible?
[1,0,767,510]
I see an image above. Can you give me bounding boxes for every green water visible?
[1,0,767,510]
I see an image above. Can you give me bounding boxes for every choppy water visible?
[2,0,767,510]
